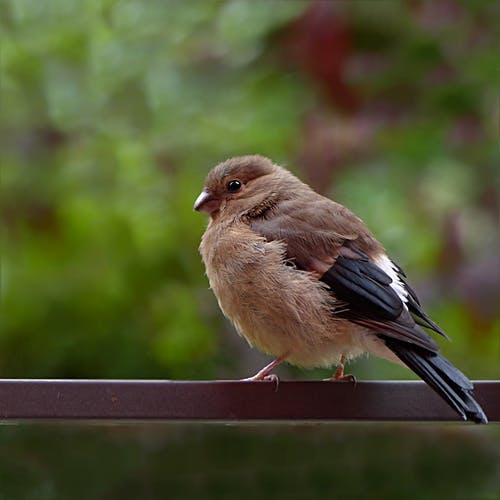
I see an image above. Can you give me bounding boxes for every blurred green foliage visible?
[1,0,310,379]
[1,0,500,498]
[1,0,498,380]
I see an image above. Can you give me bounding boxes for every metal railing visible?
[0,380,498,422]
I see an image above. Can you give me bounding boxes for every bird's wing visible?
[249,201,440,352]
[319,245,439,352]
[249,199,488,423]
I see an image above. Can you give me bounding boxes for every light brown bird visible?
[194,155,487,423]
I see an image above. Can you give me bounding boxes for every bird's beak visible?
[194,189,221,215]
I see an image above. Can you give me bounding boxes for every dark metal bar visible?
[0,380,498,422]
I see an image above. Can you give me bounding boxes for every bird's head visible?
[194,155,295,219]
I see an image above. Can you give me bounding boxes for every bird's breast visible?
[199,223,362,368]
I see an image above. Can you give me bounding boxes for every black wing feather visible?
[320,248,438,352]
[392,260,450,339]
[323,255,403,320]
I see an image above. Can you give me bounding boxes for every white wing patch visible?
[374,254,408,306]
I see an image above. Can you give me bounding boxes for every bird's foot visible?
[323,354,357,383]
[241,373,280,391]
[241,372,279,382]
[240,354,287,392]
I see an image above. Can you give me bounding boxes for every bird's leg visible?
[241,353,288,386]
[323,354,356,382]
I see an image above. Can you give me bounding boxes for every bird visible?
[194,155,488,424]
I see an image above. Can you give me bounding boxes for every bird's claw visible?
[264,373,280,391]
[241,373,280,392]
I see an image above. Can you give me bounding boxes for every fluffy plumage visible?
[195,155,487,424]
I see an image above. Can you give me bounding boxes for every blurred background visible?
[1,0,499,498]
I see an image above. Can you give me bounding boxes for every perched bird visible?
[194,155,488,424]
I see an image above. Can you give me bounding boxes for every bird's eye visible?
[227,180,242,193]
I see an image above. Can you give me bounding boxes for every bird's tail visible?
[381,337,488,424]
